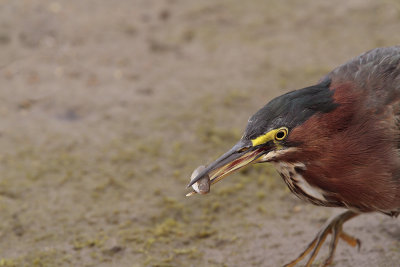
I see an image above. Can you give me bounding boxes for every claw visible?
[339,231,361,250]
[283,211,360,267]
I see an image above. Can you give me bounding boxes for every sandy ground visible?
[0,0,400,266]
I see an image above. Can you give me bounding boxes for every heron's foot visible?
[283,210,360,267]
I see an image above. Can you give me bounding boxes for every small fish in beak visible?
[185,139,269,197]
[186,165,210,196]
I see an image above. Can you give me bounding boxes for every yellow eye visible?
[275,127,288,141]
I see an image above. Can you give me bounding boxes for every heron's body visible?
[271,47,400,215]
[188,46,400,266]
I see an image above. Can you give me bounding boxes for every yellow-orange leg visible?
[283,210,360,267]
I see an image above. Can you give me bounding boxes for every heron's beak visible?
[187,139,267,190]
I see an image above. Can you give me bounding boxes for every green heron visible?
[188,46,400,266]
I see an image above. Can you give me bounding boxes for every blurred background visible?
[0,0,399,266]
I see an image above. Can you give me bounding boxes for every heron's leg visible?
[283,210,360,267]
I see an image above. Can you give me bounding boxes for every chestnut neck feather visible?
[273,47,400,214]
[281,82,400,214]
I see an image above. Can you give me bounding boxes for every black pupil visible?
[276,131,285,139]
